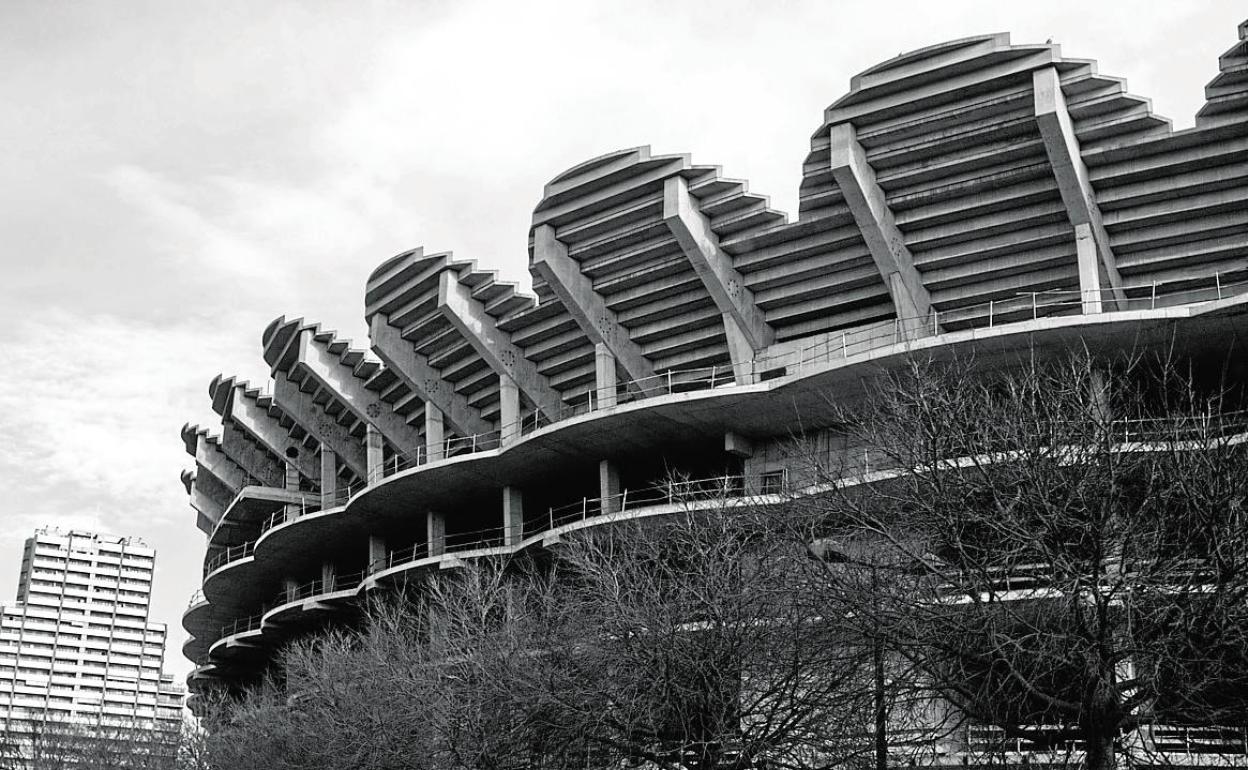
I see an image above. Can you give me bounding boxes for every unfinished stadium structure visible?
[181,20,1248,759]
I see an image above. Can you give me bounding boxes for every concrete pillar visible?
[594,343,618,409]
[319,448,338,508]
[283,460,301,520]
[425,405,445,463]
[368,535,386,573]
[283,577,298,602]
[321,561,336,591]
[427,511,446,557]
[500,376,521,444]
[503,486,524,546]
[599,460,621,515]
[1075,223,1103,314]
[365,425,384,484]
[723,318,758,385]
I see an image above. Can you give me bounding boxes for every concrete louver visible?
[793,32,1181,325]
[1197,21,1248,128]
[529,146,784,380]
[436,268,562,418]
[263,316,425,460]
[180,423,250,492]
[365,248,540,435]
[216,424,285,489]
[208,374,320,484]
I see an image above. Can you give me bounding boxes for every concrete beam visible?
[193,435,248,494]
[218,425,285,488]
[221,388,320,483]
[293,329,424,457]
[189,480,228,531]
[1033,66,1125,313]
[272,373,368,479]
[828,122,934,335]
[369,314,493,437]
[437,270,564,417]
[532,224,656,386]
[663,176,775,370]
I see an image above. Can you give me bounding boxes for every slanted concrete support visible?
[829,122,934,338]
[500,376,521,444]
[222,386,320,483]
[368,535,387,573]
[365,425,384,484]
[503,486,524,546]
[532,224,656,389]
[1033,66,1125,312]
[321,562,336,591]
[594,343,618,409]
[293,329,424,457]
[369,314,493,437]
[663,175,774,382]
[272,373,368,478]
[424,405,445,463]
[319,449,338,508]
[599,460,621,515]
[193,436,247,493]
[188,481,228,534]
[218,425,285,488]
[427,512,446,557]
[437,270,564,417]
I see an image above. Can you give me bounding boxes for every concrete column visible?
[503,486,524,546]
[283,577,298,602]
[599,460,621,515]
[365,425,384,484]
[283,460,301,520]
[368,535,386,573]
[594,343,618,409]
[425,405,445,463]
[1075,224,1104,314]
[427,511,446,557]
[321,561,336,591]
[500,376,521,444]
[319,448,338,508]
[723,320,757,384]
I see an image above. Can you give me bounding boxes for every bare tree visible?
[790,351,1248,770]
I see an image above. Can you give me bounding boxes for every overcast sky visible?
[0,0,1241,681]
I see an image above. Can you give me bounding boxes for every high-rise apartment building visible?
[0,529,183,758]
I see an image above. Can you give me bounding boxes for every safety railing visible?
[203,541,255,577]
[269,570,369,612]
[217,612,265,641]
[186,589,205,609]
[343,275,1248,481]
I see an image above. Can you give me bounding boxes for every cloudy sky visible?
[0,0,1241,681]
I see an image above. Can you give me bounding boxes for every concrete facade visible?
[180,23,1248,742]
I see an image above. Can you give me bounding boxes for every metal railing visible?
[203,541,255,576]
[347,275,1248,481]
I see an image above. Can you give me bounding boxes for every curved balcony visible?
[208,613,267,662]
[195,285,1248,675]
[261,570,366,629]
